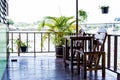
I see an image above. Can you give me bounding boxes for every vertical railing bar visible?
[41,33,43,52]
[7,29,9,63]
[26,33,28,52]
[18,32,21,56]
[114,36,118,71]
[11,32,13,53]
[34,32,36,57]
[107,35,111,69]
[48,33,50,52]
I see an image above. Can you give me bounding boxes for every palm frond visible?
[38,16,76,46]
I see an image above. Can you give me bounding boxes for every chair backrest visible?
[78,28,85,37]
[93,27,107,51]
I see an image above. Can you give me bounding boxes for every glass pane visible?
[0,23,7,79]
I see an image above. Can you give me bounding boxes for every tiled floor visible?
[7,53,117,80]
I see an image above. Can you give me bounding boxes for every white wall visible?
[9,0,120,23]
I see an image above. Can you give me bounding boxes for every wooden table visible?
[64,35,94,73]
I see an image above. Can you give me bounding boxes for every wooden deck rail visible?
[8,31,55,54]
[106,34,120,80]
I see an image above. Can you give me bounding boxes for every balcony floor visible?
[7,53,117,80]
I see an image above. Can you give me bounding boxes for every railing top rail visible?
[9,31,120,36]
[108,34,120,36]
[80,22,120,25]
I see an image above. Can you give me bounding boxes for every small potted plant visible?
[14,39,28,52]
[100,5,109,14]
[20,41,28,52]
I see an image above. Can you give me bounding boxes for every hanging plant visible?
[100,6,109,14]
[78,9,88,23]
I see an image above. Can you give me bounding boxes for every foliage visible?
[13,39,32,48]
[78,9,88,23]
[9,39,31,52]
[14,39,27,47]
[9,19,14,25]
[38,16,76,46]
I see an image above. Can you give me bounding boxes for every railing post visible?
[107,35,111,68]
[117,74,120,80]
[11,33,13,53]
[34,33,36,57]
[41,33,43,52]
[27,33,28,52]
[114,36,118,71]
[48,33,50,52]
[18,34,21,56]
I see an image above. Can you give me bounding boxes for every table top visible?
[64,35,93,40]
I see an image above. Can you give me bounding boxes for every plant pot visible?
[55,46,63,58]
[20,46,27,52]
[101,7,109,14]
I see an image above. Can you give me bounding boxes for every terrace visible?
[7,23,120,80]
[1,0,120,80]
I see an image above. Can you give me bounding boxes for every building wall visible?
[0,0,8,79]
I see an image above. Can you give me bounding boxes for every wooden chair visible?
[82,51,106,78]
[76,27,107,78]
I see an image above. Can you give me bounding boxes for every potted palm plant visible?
[38,16,76,58]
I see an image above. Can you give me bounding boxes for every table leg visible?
[70,39,73,73]
[64,39,68,68]
[90,38,93,51]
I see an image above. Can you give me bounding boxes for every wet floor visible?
[6,53,117,80]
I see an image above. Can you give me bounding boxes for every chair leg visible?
[63,45,69,68]
[84,68,87,79]
[63,46,66,68]
[83,53,87,79]
[102,68,105,78]
[77,52,80,74]
[102,52,105,78]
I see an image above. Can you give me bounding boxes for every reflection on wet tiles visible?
[7,55,117,80]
